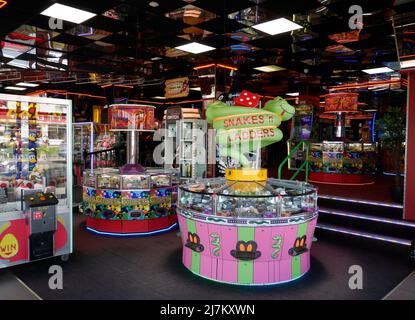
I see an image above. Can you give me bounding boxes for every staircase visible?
[277,141,415,252]
[316,195,414,249]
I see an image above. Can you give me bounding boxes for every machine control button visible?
[24,192,58,207]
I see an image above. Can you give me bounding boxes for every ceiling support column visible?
[404,71,415,220]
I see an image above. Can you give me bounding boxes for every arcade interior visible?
[0,0,414,301]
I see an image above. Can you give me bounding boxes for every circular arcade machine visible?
[177,96,319,285]
[81,104,178,236]
[309,93,377,185]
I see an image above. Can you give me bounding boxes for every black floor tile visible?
[10,213,415,300]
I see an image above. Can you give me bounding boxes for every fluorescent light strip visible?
[318,194,403,209]
[316,224,411,246]
[252,17,303,35]
[16,82,39,87]
[383,171,405,177]
[254,65,285,72]
[41,3,96,24]
[362,67,394,74]
[400,59,415,69]
[319,209,415,227]
[286,92,299,97]
[86,223,178,237]
[4,86,26,91]
[175,42,215,54]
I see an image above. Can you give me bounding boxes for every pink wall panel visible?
[217,225,238,283]
[253,261,269,284]
[254,227,273,262]
[279,258,292,282]
[200,255,212,278]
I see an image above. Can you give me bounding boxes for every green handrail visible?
[278,141,310,182]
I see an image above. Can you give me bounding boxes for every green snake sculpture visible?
[206,97,296,167]
[210,232,221,257]
[272,235,283,259]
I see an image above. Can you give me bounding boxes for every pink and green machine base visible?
[177,209,318,286]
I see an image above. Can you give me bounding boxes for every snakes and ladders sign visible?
[206,96,296,167]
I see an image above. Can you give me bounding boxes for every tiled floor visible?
[8,213,414,300]
[0,271,40,300]
[383,271,415,300]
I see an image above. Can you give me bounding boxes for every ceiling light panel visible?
[362,67,394,74]
[4,86,26,91]
[16,82,39,87]
[41,3,96,24]
[175,42,215,54]
[252,18,302,36]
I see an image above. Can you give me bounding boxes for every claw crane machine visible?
[0,94,72,267]
[163,107,207,181]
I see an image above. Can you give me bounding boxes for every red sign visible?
[33,211,43,220]
[325,93,358,113]
[109,105,155,130]
[0,220,28,262]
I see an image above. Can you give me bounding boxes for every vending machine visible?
[163,107,207,181]
[0,94,72,268]
[287,104,314,170]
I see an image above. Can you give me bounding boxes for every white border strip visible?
[319,194,403,209]
[382,271,415,300]
[13,275,43,300]
[319,209,415,227]
[316,224,411,246]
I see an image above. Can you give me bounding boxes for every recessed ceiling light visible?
[16,82,39,87]
[252,18,302,35]
[151,57,162,61]
[175,42,215,54]
[5,86,26,91]
[41,3,96,24]
[362,67,394,74]
[149,1,159,7]
[254,65,286,72]
[401,59,415,69]
[286,92,299,96]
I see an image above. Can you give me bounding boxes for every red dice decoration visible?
[233,90,260,108]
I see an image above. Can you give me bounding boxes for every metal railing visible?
[278,141,310,182]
